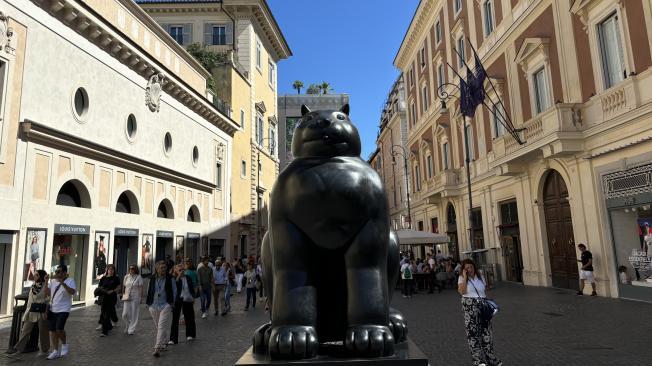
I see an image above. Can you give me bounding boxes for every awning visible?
[395,230,450,245]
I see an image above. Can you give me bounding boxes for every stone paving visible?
[0,283,650,365]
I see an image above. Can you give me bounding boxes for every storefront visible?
[186,233,200,264]
[114,228,139,279]
[52,224,89,302]
[156,230,174,262]
[0,231,14,314]
[604,162,652,302]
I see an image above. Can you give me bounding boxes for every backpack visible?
[403,265,412,279]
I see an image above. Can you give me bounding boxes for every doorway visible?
[155,236,174,262]
[114,236,138,280]
[52,234,87,302]
[209,239,224,259]
[0,232,11,314]
[543,170,579,290]
[446,204,460,260]
[500,201,524,283]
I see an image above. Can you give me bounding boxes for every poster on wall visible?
[23,228,47,288]
[141,234,153,277]
[627,219,652,286]
[93,232,110,283]
[175,236,185,264]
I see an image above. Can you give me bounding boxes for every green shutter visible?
[204,23,212,45]
[226,23,234,45]
[182,23,193,45]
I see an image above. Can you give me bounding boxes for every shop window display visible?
[52,234,85,301]
[611,206,652,287]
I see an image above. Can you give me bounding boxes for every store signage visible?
[187,232,200,239]
[115,227,139,237]
[156,230,174,238]
[54,224,90,235]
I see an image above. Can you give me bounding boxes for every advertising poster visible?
[23,228,47,288]
[175,235,185,264]
[93,232,110,283]
[141,234,153,277]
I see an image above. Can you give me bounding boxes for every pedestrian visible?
[166,255,175,275]
[46,264,77,360]
[169,265,196,344]
[244,263,258,310]
[222,262,235,315]
[435,250,445,264]
[212,260,227,316]
[458,258,501,366]
[145,261,176,357]
[400,260,413,298]
[121,264,143,335]
[256,258,264,299]
[6,269,50,356]
[197,256,213,319]
[577,243,597,296]
[234,259,245,293]
[97,264,121,337]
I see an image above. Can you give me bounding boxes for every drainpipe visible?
[219,0,237,55]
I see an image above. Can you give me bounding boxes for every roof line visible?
[393,0,423,67]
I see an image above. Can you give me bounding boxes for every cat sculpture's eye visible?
[336,114,345,120]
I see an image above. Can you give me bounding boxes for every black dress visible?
[98,275,120,335]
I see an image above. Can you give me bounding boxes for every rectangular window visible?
[256,41,262,70]
[418,221,424,231]
[241,161,247,177]
[435,20,441,44]
[410,102,417,126]
[426,155,433,178]
[170,26,184,45]
[533,67,550,114]
[483,0,494,36]
[256,116,264,145]
[409,68,415,86]
[464,124,474,160]
[420,47,426,68]
[212,26,226,45]
[492,104,505,138]
[431,217,439,233]
[240,109,246,130]
[442,142,450,170]
[457,37,465,68]
[421,85,429,113]
[415,166,421,191]
[438,64,445,89]
[268,127,276,155]
[268,62,275,87]
[215,162,222,189]
[454,0,462,14]
[598,12,626,88]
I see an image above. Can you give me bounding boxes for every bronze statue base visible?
[235,339,429,366]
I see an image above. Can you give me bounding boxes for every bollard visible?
[8,294,39,352]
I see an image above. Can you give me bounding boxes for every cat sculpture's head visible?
[291,104,361,158]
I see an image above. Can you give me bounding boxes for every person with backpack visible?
[400,260,413,299]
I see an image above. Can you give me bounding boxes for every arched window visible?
[116,191,139,214]
[56,180,91,208]
[187,205,200,223]
[157,199,174,219]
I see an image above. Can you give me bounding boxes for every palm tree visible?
[292,80,304,94]
[306,83,320,95]
[319,82,332,95]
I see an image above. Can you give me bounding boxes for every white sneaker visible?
[167,340,175,345]
[95,325,102,330]
[46,350,60,360]
[60,344,69,357]
[201,312,207,319]
[187,336,194,341]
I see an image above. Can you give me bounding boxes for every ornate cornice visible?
[31,0,239,136]
[394,0,437,70]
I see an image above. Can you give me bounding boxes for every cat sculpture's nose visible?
[317,118,331,128]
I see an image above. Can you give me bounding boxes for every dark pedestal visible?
[235,339,430,366]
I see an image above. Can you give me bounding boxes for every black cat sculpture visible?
[252,104,407,360]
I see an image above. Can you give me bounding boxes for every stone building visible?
[278,93,350,170]
[0,0,240,313]
[385,0,652,301]
[136,0,291,259]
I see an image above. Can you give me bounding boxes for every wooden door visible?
[502,234,524,283]
[543,171,579,290]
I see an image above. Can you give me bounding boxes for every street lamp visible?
[391,145,412,230]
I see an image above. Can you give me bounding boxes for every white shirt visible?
[400,263,411,280]
[428,258,435,269]
[49,278,76,313]
[458,275,486,298]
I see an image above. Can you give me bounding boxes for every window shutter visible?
[226,23,234,45]
[183,23,193,45]
[204,23,212,45]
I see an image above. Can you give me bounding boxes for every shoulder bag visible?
[468,278,499,323]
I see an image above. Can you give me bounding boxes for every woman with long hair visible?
[457,258,501,366]
[7,269,50,355]
[97,264,121,337]
[122,264,143,335]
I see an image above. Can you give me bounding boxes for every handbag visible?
[122,292,131,301]
[29,303,47,313]
[468,278,499,323]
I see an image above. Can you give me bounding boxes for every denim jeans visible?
[245,287,256,309]
[199,286,212,313]
[224,285,232,311]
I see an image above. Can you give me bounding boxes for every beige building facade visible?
[0,0,239,315]
[137,0,291,259]
[386,0,652,301]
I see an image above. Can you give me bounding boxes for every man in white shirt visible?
[47,265,77,360]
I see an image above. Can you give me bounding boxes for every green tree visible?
[186,43,228,92]
[292,80,304,94]
[306,83,320,94]
[319,82,333,95]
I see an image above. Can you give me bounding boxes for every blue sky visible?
[268,0,420,159]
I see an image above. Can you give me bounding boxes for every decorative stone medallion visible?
[0,12,15,55]
[216,142,225,161]
[146,73,165,112]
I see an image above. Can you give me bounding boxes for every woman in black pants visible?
[98,264,121,337]
[169,264,196,344]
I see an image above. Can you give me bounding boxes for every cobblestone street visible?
[0,283,650,365]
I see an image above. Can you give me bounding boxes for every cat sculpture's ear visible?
[301,104,311,116]
[340,104,350,116]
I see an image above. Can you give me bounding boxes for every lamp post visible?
[391,145,412,230]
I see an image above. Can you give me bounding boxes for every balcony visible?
[422,169,460,202]
[490,103,584,174]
